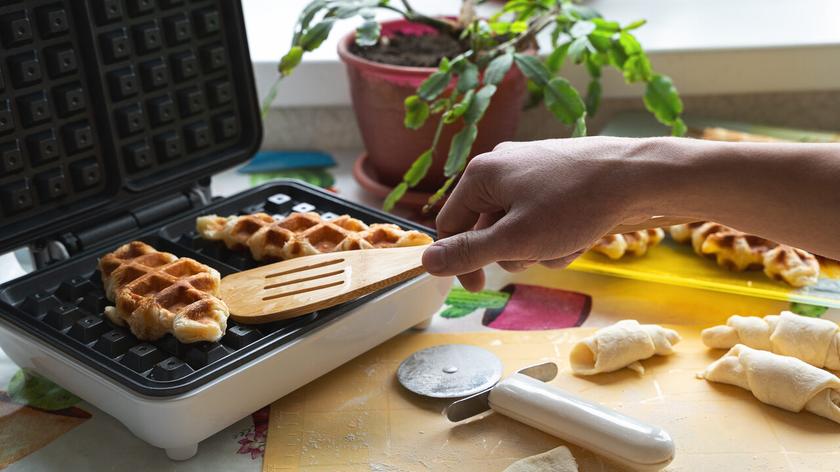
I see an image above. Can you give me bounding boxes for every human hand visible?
[422,136,671,291]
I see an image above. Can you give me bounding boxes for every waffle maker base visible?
[0,182,451,460]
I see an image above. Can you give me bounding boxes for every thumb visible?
[423,223,515,276]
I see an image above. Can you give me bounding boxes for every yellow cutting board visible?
[569,240,840,309]
[262,327,840,472]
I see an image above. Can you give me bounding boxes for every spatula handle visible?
[488,373,674,471]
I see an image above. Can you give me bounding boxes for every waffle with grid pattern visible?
[763,245,821,288]
[99,241,229,343]
[195,211,433,261]
[590,228,666,260]
[669,222,820,287]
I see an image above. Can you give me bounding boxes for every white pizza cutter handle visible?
[488,373,675,471]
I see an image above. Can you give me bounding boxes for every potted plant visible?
[265,0,685,212]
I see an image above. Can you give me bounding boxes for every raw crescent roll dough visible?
[701,311,840,370]
[700,344,840,424]
[570,320,681,375]
[504,446,578,472]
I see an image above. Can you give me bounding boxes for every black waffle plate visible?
[0,0,260,254]
[0,182,435,396]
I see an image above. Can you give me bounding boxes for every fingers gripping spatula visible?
[398,345,675,471]
[220,245,430,323]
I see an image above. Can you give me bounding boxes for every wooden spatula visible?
[219,244,430,324]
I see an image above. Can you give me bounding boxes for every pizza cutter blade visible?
[398,345,675,471]
[396,344,503,398]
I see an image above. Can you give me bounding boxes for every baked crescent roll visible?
[700,344,840,424]
[702,311,840,370]
[570,320,681,375]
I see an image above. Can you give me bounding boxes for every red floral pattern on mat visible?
[236,406,269,459]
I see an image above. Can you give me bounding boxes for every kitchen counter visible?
[2,148,838,470]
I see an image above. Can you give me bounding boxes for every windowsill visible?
[244,0,840,108]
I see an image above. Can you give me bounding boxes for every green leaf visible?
[510,20,529,33]
[588,31,612,52]
[439,57,452,73]
[523,79,543,109]
[567,36,592,62]
[503,0,534,13]
[300,19,335,51]
[452,89,475,116]
[8,369,81,411]
[457,62,479,93]
[403,149,434,187]
[484,53,514,86]
[513,53,550,86]
[444,124,478,177]
[464,84,496,124]
[572,114,587,137]
[565,4,600,20]
[622,54,652,83]
[585,52,604,78]
[279,46,303,77]
[671,117,687,137]
[789,302,829,318]
[489,21,511,35]
[430,98,448,114]
[404,95,430,130]
[298,0,329,33]
[585,79,602,116]
[383,182,408,212]
[424,175,458,211]
[607,40,628,68]
[355,19,381,47]
[545,43,569,74]
[543,77,585,124]
[418,71,451,101]
[592,18,621,32]
[644,74,684,125]
[618,31,642,55]
[624,19,647,31]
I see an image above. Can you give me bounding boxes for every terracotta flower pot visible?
[337,18,528,193]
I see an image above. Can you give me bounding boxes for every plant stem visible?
[379,4,457,35]
[487,8,559,57]
[399,0,414,14]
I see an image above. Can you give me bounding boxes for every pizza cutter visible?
[397,345,675,471]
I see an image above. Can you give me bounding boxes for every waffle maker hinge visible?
[30,182,212,269]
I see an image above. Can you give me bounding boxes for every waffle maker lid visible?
[0,0,262,255]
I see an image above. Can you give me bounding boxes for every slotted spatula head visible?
[220,244,430,324]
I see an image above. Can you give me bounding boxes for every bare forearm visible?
[637,138,840,258]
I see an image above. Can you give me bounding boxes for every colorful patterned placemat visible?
[262,326,840,471]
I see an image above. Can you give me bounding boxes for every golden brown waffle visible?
[668,222,704,244]
[693,222,776,271]
[669,222,820,287]
[763,245,820,288]
[195,212,433,261]
[98,241,229,343]
[590,228,665,260]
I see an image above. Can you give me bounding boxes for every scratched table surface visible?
[2,154,838,471]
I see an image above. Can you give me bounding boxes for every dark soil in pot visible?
[349,32,468,67]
